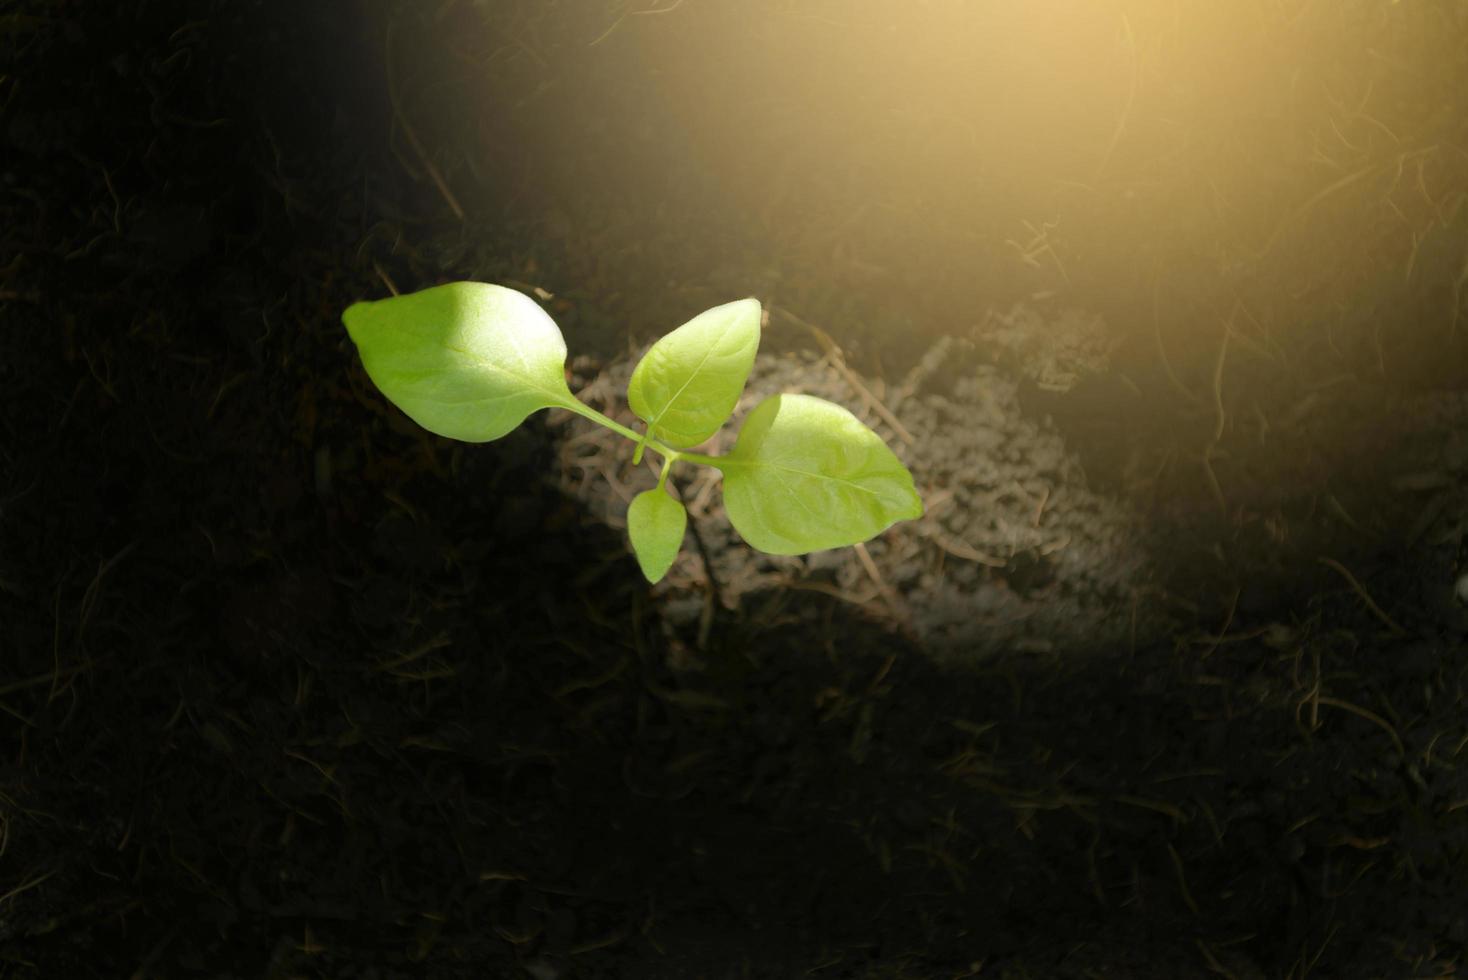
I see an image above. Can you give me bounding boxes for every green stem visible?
[673,450,725,469]
[560,398,726,471]
[560,399,643,443]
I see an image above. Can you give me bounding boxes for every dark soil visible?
[3,3,1466,978]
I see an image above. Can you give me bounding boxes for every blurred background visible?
[374,0,1468,383]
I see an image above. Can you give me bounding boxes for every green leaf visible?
[342,282,576,443]
[627,488,687,583]
[627,298,761,453]
[720,394,922,556]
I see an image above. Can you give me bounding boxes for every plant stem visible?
[675,450,725,468]
[560,398,641,442]
[560,398,726,470]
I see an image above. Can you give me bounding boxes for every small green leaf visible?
[627,488,688,583]
[342,282,576,443]
[720,394,922,556]
[627,298,761,451]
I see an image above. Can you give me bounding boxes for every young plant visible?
[342,282,923,583]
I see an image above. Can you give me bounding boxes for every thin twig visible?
[922,529,1006,567]
[1093,13,1137,182]
[854,541,907,624]
[1198,587,1240,660]
[385,26,465,222]
[1316,556,1406,634]
[1314,695,1406,759]
[771,306,914,445]
[778,578,881,607]
[373,260,400,296]
[590,0,686,46]
[1211,316,1231,444]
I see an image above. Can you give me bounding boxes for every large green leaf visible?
[627,487,688,583]
[342,282,576,443]
[627,298,761,451]
[720,394,922,555]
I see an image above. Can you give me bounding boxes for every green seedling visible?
[342,282,923,583]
